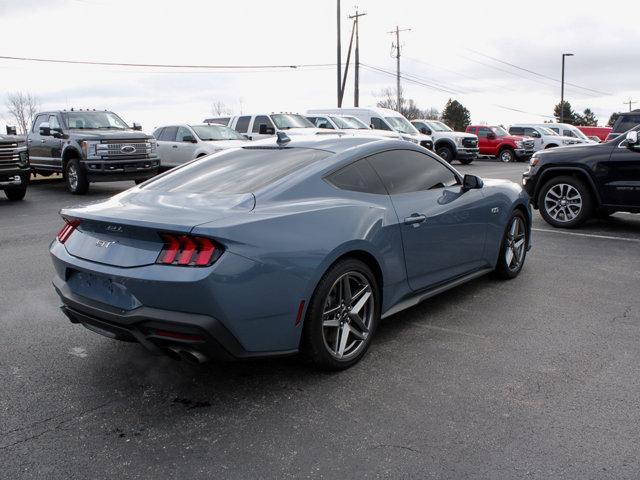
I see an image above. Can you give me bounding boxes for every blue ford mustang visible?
[50,135,531,370]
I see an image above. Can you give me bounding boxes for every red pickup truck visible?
[465,125,535,162]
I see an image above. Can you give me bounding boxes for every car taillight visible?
[157,233,220,267]
[57,218,81,243]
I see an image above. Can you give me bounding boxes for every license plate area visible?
[67,270,141,311]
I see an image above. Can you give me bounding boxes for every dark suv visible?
[28,109,159,194]
[0,127,30,201]
[606,110,640,141]
[522,126,640,228]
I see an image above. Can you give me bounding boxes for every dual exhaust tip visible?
[164,346,208,365]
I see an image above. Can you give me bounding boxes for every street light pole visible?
[560,53,574,123]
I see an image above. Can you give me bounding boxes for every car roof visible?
[247,133,406,154]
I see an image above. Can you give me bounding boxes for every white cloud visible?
[0,0,638,132]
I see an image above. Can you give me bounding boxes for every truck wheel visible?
[498,148,515,163]
[65,158,89,195]
[4,187,27,201]
[538,176,593,228]
[545,144,558,149]
[436,145,453,163]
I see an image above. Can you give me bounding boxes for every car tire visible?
[300,258,380,371]
[538,176,593,228]
[498,148,515,163]
[494,210,528,280]
[458,157,474,165]
[65,158,89,195]
[4,187,27,201]
[545,144,558,149]
[436,145,453,163]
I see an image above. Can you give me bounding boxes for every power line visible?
[465,48,612,96]
[361,63,459,95]
[0,54,334,70]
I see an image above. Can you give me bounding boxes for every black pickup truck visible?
[28,109,159,194]
[0,127,30,201]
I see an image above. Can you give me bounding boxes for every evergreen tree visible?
[607,112,620,127]
[441,99,471,131]
[579,108,598,126]
[553,101,576,124]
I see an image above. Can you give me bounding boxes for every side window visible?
[549,127,560,134]
[466,126,476,134]
[523,127,536,137]
[563,130,575,138]
[153,128,164,139]
[510,127,524,136]
[48,115,61,130]
[477,127,491,138]
[368,150,459,195]
[176,127,194,142]
[159,126,178,141]
[370,117,391,131]
[235,116,251,133]
[315,117,334,129]
[252,115,274,133]
[325,158,386,195]
[616,115,640,132]
[32,114,48,133]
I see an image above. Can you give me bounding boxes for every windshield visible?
[539,127,557,136]
[144,147,331,194]
[385,116,419,135]
[331,116,369,129]
[568,126,589,141]
[428,121,453,132]
[191,124,246,141]
[271,114,315,130]
[63,111,129,130]
[491,126,508,136]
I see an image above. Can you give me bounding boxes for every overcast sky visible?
[0,0,637,133]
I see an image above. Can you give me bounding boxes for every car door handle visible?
[404,214,427,226]
[172,145,178,148]
[41,139,46,143]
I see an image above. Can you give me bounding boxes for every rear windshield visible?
[143,147,331,194]
[615,114,640,133]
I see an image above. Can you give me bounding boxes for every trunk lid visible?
[61,189,254,267]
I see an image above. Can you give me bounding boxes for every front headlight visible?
[80,140,99,158]
[18,149,29,167]
[149,139,157,153]
[516,141,524,149]
[455,137,463,147]
[402,136,419,144]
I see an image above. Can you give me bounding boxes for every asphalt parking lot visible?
[1,160,639,479]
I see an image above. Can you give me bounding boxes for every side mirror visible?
[132,122,142,131]
[51,127,64,138]
[487,132,496,140]
[6,126,17,135]
[462,174,483,190]
[626,131,639,148]
[182,134,197,143]
[531,131,541,138]
[39,122,51,136]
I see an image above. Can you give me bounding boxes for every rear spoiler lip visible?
[58,193,256,235]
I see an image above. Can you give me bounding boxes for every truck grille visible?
[99,141,152,158]
[523,140,534,151]
[462,137,478,148]
[0,142,21,166]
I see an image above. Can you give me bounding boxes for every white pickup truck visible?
[411,119,479,164]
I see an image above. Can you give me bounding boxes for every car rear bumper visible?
[54,277,297,361]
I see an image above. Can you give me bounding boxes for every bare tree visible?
[211,100,232,117]
[5,92,40,134]
[375,86,438,120]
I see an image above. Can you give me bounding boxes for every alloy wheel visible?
[505,216,526,271]
[543,183,583,223]
[67,164,78,191]
[321,271,374,360]
[500,150,513,162]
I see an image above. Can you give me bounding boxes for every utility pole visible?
[349,9,366,107]
[560,53,574,123]
[388,26,411,112]
[337,0,342,107]
[623,98,637,112]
